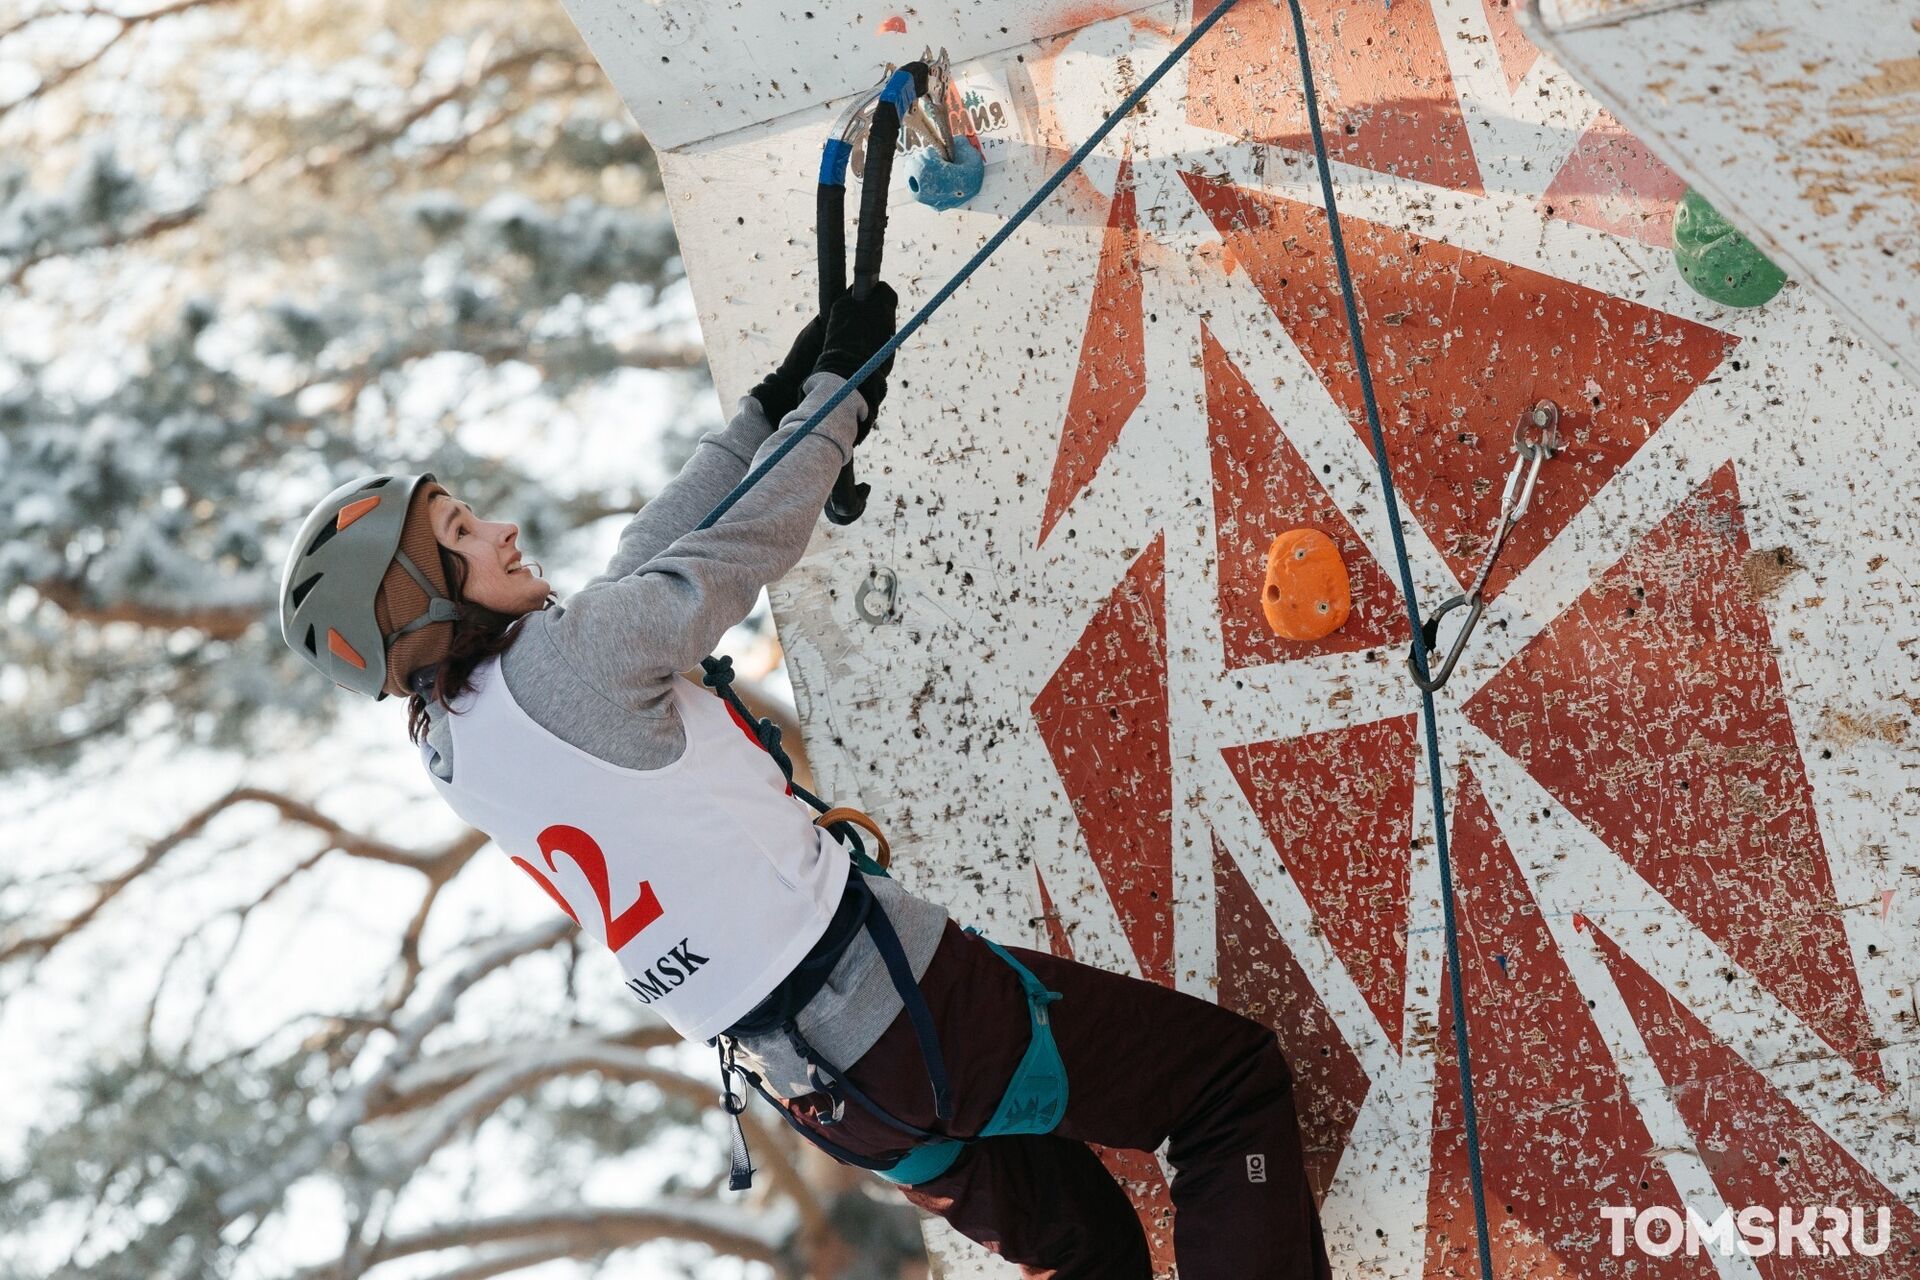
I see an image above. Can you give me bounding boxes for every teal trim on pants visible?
[878,931,1067,1185]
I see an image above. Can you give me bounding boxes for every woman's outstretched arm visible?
[576,395,778,591]
[577,315,828,589]
[546,372,867,707]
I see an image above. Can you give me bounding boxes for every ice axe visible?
[816,60,932,525]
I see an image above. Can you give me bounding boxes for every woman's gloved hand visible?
[813,282,898,438]
[748,313,828,425]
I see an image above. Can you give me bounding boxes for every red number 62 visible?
[511,823,663,952]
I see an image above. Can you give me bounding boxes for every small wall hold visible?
[905,135,985,211]
[876,14,908,34]
[1672,188,1786,308]
[1262,528,1351,642]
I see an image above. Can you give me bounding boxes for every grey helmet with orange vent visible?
[279,472,462,700]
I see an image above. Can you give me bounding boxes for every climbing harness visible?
[717,905,1067,1189]
[816,61,937,525]
[819,931,1066,1188]
[687,4,1503,1272]
[703,658,1061,1191]
[1411,400,1562,691]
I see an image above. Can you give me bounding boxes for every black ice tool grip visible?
[818,184,846,314]
[824,61,929,526]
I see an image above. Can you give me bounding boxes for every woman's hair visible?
[404,544,555,744]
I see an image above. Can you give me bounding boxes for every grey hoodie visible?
[421,373,947,1095]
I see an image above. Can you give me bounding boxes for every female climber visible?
[278,285,1331,1280]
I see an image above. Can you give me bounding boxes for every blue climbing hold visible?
[905,136,985,211]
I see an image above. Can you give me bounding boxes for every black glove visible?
[748,313,828,425]
[813,282,898,437]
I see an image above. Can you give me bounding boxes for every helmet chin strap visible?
[385,549,463,644]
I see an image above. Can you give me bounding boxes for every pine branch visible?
[365,1033,830,1249]
[356,1200,797,1272]
[371,1025,680,1118]
[296,44,584,175]
[29,577,267,641]
[299,332,706,418]
[0,784,251,966]
[403,1239,577,1280]
[0,0,242,125]
[3,39,599,288]
[215,917,570,1223]
[0,694,146,765]
[224,786,483,875]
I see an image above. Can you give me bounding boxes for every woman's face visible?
[429,492,552,614]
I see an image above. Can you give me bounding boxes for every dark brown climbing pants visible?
[784,922,1333,1279]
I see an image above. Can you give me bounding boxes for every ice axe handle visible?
[851,61,927,297]
[826,62,928,526]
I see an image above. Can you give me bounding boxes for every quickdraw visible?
[1409,400,1562,692]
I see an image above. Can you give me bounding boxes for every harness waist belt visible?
[724,865,869,1039]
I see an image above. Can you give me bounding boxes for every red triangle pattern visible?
[1541,111,1690,248]
[1032,865,1177,1276]
[1467,463,1883,1089]
[1039,157,1146,546]
[1214,832,1371,1202]
[1032,535,1174,986]
[1424,764,1718,1280]
[1182,171,1739,600]
[1095,1146,1179,1278]
[1222,714,1417,1051]
[1187,0,1485,194]
[1202,323,1410,667]
[1482,0,1542,93]
[1590,926,1920,1275]
[1032,863,1075,960]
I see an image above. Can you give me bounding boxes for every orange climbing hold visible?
[876,14,908,34]
[1262,528,1351,642]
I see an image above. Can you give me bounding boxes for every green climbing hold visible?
[1672,188,1786,308]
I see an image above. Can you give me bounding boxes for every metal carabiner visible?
[1408,401,1560,693]
[1411,591,1486,692]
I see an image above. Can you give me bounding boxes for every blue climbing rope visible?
[692,4,1498,1275]
[1278,2,1496,1276]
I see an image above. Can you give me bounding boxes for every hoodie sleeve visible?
[576,394,781,592]
[545,373,865,715]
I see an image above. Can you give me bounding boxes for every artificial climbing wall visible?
[1526,0,1920,387]
[568,0,1920,1273]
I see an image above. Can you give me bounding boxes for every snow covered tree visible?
[0,758,927,1279]
[0,2,927,1276]
[0,0,709,775]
